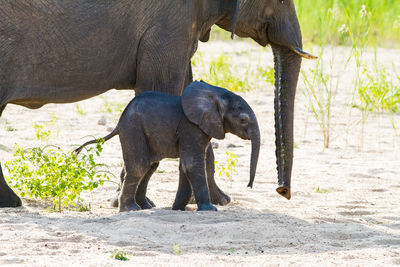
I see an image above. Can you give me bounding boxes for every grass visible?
[75,104,87,116]
[215,152,238,186]
[294,0,400,47]
[33,113,58,141]
[302,50,337,148]
[6,125,17,132]
[257,66,275,86]
[293,2,400,149]
[354,62,400,114]
[192,52,251,92]
[313,186,330,194]
[99,98,126,117]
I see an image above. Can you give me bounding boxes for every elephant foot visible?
[119,202,141,212]
[172,201,187,211]
[0,184,22,208]
[197,203,217,211]
[146,197,156,207]
[111,194,155,208]
[110,195,119,208]
[209,187,231,206]
[137,199,153,210]
[187,189,230,206]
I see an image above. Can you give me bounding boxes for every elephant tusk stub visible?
[291,46,318,60]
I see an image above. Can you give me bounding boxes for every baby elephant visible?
[75,81,260,212]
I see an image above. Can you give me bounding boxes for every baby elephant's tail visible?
[74,127,119,155]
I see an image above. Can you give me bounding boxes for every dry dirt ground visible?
[0,41,399,266]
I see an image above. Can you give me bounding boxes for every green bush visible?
[5,142,110,212]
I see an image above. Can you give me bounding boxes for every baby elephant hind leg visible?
[118,170,142,212]
[135,162,159,209]
[111,167,156,208]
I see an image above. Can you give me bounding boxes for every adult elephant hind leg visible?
[135,162,159,209]
[0,164,22,207]
[206,146,231,206]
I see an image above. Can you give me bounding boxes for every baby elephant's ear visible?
[182,82,228,139]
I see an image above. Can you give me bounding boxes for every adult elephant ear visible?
[182,81,228,139]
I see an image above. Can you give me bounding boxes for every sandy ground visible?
[0,41,400,266]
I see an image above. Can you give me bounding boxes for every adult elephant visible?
[0,0,315,208]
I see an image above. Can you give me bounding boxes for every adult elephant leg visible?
[205,145,231,205]
[0,164,22,207]
[0,104,22,208]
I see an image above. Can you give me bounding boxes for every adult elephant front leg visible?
[0,164,22,207]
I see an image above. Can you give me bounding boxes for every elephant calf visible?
[75,81,260,212]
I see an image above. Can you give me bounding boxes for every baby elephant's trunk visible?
[248,123,260,188]
[74,127,119,155]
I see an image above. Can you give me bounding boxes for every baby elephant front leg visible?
[180,150,217,211]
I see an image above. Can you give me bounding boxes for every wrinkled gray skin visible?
[0,0,315,207]
[74,81,260,212]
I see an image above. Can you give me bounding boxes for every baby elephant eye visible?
[239,113,250,124]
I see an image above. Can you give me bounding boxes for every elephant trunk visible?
[272,45,302,200]
[247,122,260,189]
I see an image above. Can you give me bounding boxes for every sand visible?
[0,41,399,266]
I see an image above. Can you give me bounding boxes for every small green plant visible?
[257,66,275,86]
[355,66,400,114]
[5,141,109,212]
[215,152,238,184]
[77,203,91,212]
[33,113,58,141]
[6,125,17,132]
[351,57,400,149]
[110,249,131,261]
[173,244,182,255]
[75,104,87,116]
[313,186,330,194]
